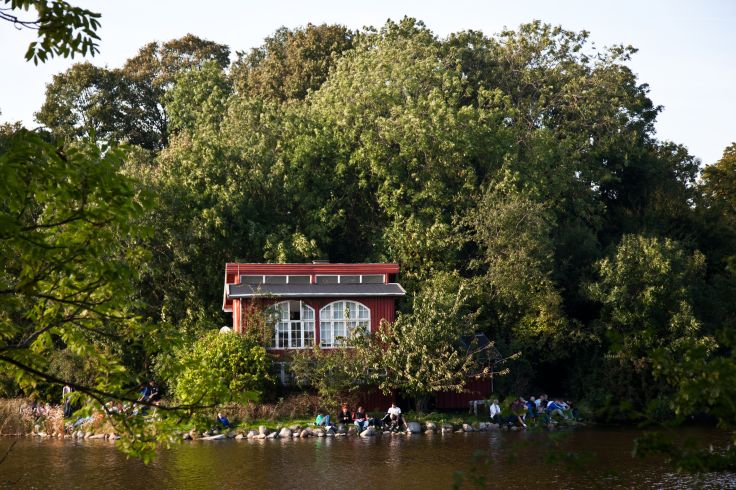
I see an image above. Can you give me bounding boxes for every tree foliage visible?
[232,23,354,101]
[168,331,270,407]
[1,0,101,63]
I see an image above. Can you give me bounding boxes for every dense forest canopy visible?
[2,17,735,455]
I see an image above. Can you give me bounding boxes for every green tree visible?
[35,34,231,151]
[35,63,128,144]
[354,274,496,412]
[1,0,101,63]
[232,23,354,101]
[586,234,710,412]
[462,185,569,366]
[0,129,182,459]
[168,330,270,406]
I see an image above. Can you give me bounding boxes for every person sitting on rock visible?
[381,403,406,432]
[546,399,569,421]
[510,397,527,428]
[489,399,502,423]
[337,404,353,425]
[353,406,370,432]
[315,412,331,427]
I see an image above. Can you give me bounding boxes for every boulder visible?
[299,429,310,438]
[267,431,279,439]
[235,434,246,440]
[347,427,357,436]
[315,429,325,437]
[360,427,376,437]
[442,423,454,431]
[188,429,199,440]
[246,430,258,439]
[201,434,226,440]
[462,424,474,433]
[336,424,348,434]
[325,431,334,437]
[88,434,106,440]
[425,421,437,431]
[289,425,302,432]
[406,422,422,434]
[258,426,269,436]
[33,424,41,434]
[279,428,292,438]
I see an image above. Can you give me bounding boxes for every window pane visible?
[320,321,332,347]
[302,304,314,320]
[277,321,288,348]
[265,275,287,284]
[304,321,314,347]
[279,303,289,320]
[333,302,344,319]
[289,300,301,320]
[320,306,331,321]
[290,321,301,348]
[335,321,345,339]
[316,275,338,284]
[241,275,263,285]
[343,301,353,320]
[340,275,360,284]
[358,304,369,319]
[362,274,383,284]
[288,275,310,284]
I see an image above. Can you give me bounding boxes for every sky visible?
[1,0,734,166]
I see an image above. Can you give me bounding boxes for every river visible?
[2,427,734,489]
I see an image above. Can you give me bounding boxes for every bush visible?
[171,330,272,406]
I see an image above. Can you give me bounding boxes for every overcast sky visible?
[1,0,734,165]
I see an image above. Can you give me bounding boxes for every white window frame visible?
[240,275,312,284]
[319,300,370,348]
[314,275,386,284]
[268,301,315,349]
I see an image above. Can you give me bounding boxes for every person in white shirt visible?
[489,399,502,423]
[382,403,406,432]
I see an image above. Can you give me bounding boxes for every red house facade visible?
[222,262,405,349]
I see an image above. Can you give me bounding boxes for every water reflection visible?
[2,428,735,489]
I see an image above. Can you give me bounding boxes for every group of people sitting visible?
[315,402,408,433]
[488,394,576,428]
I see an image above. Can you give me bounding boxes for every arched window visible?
[319,301,370,348]
[268,301,315,349]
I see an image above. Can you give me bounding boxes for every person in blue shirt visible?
[216,412,231,428]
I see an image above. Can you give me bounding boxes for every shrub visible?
[171,330,272,406]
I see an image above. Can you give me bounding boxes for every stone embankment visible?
[24,420,580,442]
[180,420,576,442]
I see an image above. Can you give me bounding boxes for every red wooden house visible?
[222,262,406,349]
[222,261,491,410]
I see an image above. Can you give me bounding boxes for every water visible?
[2,427,734,489]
